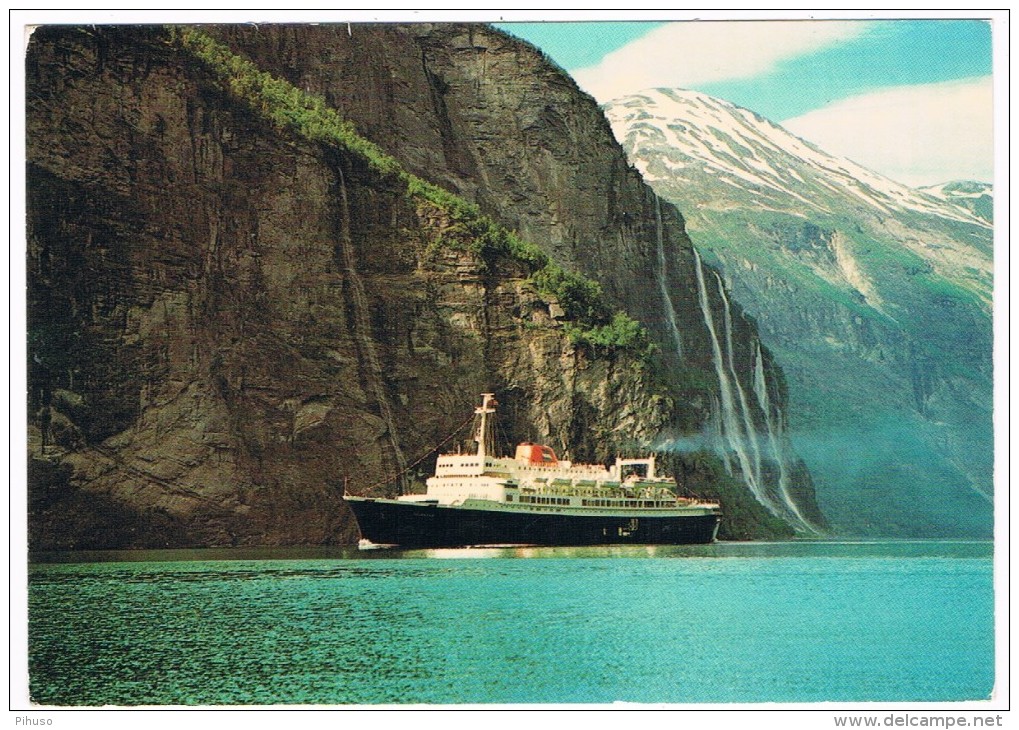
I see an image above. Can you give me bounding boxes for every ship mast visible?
[475,393,497,462]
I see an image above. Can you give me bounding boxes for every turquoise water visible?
[27,542,995,705]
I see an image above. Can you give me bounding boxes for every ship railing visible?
[520,483,698,502]
[578,498,702,509]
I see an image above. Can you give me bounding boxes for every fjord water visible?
[28,542,993,705]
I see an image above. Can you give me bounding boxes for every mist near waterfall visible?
[653,433,717,455]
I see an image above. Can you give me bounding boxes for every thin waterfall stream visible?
[337,166,409,493]
[654,196,684,361]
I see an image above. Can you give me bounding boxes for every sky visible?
[494,18,995,187]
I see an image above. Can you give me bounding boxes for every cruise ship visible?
[344,394,722,548]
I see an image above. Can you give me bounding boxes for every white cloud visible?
[572,20,868,103]
[781,77,993,187]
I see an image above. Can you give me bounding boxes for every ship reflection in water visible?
[417,544,673,559]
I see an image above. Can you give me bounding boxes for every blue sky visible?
[494,19,995,186]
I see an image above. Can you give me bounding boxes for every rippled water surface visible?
[28,541,995,705]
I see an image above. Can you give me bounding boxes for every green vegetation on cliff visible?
[169,28,401,176]
[564,312,654,359]
[172,26,649,357]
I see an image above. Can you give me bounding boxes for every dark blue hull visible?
[345,498,720,548]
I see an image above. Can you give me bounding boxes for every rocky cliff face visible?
[26,25,818,548]
[200,24,699,364]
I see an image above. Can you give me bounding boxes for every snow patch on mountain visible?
[605,88,989,229]
[605,88,993,311]
[919,180,993,223]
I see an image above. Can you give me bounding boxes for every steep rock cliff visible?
[203,24,823,530]
[26,25,816,548]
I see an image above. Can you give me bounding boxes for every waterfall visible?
[653,196,684,360]
[692,248,770,508]
[708,393,733,473]
[753,342,785,486]
[337,166,409,493]
[753,343,817,532]
[715,271,764,490]
[752,341,779,471]
[654,205,811,528]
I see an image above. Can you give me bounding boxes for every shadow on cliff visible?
[27,456,361,552]
[29,457,188,551]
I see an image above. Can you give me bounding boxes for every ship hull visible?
[345,498,720,548]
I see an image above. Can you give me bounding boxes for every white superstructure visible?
[395,394,718,516]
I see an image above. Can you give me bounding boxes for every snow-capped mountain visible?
[605,88,991,310]
[604,88,993,538]
[609,89,987,221]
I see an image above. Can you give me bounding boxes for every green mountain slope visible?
[605,88,993,537]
